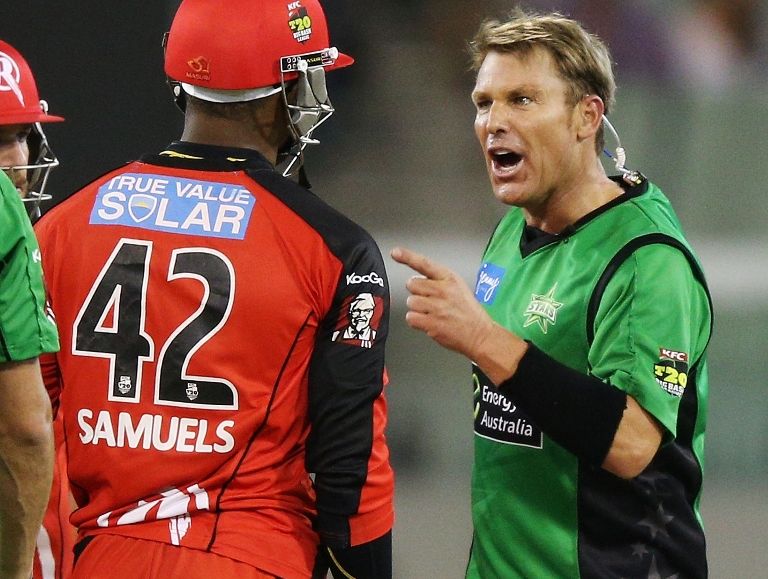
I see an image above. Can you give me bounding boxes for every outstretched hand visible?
[390,246,494,362]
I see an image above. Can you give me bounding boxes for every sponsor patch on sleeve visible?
[653,348,689,397]
[331,293,383,349]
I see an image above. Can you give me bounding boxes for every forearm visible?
[471,321,529,385]
[467,319,662,478]
[0,435,54,578]
[0,360,55,578]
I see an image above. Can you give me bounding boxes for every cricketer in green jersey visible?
[393,9,711,579]
[0,169,58,579]
[0,37,61,578]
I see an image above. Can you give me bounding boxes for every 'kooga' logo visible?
[346,272,384,287]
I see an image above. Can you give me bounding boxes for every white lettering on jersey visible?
[77,408,235,453]
[92,174,256,240]
[346,272,385,287]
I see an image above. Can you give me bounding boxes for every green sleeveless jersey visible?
[468,179,711,578]
[0,170,59,361]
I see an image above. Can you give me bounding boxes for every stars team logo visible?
[523,284,563,334]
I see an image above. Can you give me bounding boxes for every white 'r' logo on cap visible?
[0,52,25,106]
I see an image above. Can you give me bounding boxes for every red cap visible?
[0,40,64,125]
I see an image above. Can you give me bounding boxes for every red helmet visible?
[0,40,63,220]
[0,40,63,125]
[164,0,353,96]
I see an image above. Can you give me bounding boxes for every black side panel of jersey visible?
[577,456,707,578]
[247,168,390,548]
[578,234,710,578]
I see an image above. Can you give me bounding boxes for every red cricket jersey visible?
[35,142,394,577]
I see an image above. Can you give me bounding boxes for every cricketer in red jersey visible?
[34,1,394,577]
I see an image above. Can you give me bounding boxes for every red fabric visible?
[350,392,395,546]
[36,158,394,577]
[72,535,277,579]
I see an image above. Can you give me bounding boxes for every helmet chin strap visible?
[278,58,335,178]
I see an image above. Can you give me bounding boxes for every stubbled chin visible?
[491,181,526,205]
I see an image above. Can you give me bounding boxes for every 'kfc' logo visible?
[331,293,383,349]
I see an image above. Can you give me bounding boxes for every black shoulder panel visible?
[586,233,713,356]
[246,169,379,263]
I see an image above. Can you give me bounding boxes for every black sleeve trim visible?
[586,234,713,363]
[314,530,392,579]
[498,343,627,466]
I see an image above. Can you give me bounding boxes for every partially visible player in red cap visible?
[0,40,62,221]
[0,39,64,579]
[34,1,394,577]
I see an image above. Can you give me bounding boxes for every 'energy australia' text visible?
[474,369,543,449]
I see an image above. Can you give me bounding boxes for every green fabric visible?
[467,181,711,578]
[0,171,59,361]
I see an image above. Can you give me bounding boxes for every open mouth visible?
[491,150,523,173]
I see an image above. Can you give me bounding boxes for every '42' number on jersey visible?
[73,238,238,409]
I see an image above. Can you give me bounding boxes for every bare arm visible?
[0,358,54,579]
[391,246,661,479]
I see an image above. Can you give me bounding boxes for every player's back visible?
[35,143,381,575]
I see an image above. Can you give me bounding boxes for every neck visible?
[181,116,279,165]
[179,94,290,166]
[524,157,623,233]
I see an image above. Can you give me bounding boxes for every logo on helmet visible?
[186,56,210,82]
[287,1,313,43]
[0,51,25,106]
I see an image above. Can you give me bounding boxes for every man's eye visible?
[474,100,491,110]
[514,96,533,105]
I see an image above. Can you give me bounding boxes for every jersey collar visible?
[140,141,275,172]
[519,175,649,257]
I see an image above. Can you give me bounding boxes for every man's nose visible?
[486,102,510,135]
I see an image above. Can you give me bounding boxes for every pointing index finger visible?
[391,246,450,280]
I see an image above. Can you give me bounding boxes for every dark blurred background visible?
[5,1,768,576]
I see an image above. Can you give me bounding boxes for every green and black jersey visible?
[468,178,711,578]
[0,171,59,361]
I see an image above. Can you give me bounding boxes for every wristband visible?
[498,343,626,466]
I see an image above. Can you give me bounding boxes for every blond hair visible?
[469,9,616,152]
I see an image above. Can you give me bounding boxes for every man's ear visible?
[576,95,605,142]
